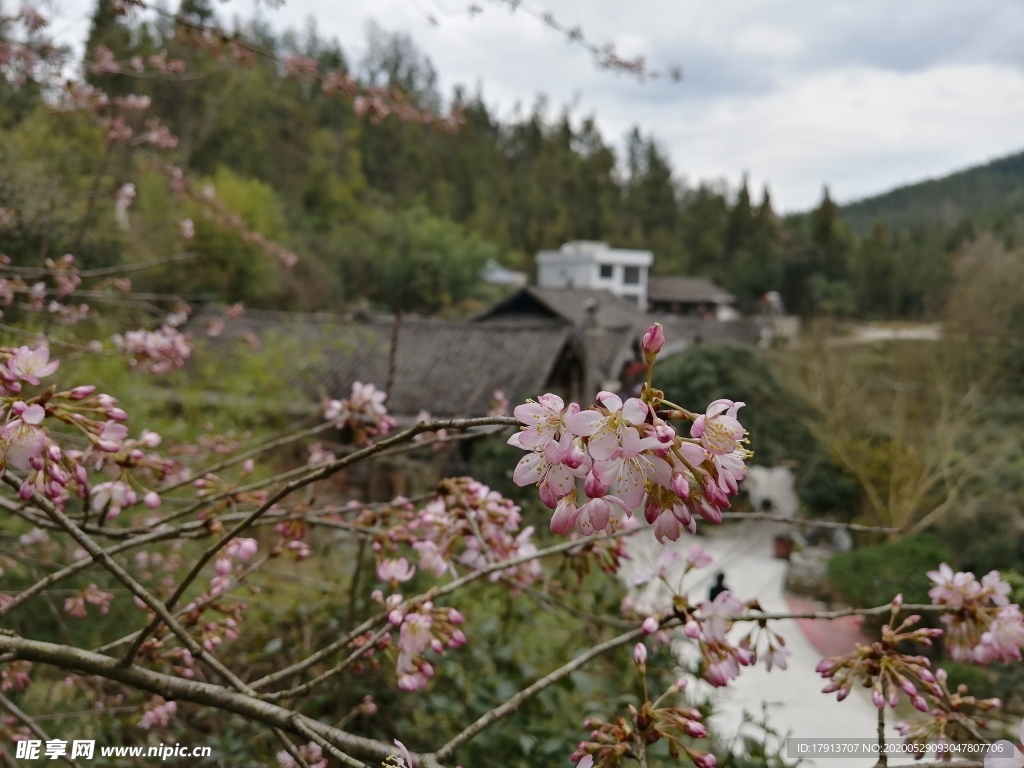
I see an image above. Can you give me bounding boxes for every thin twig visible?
[0,693,83,768]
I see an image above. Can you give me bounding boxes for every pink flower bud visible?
[642,323,665,358]
[911,696,928,712]
[669,472,691,499]
[144,491,161,509]
[891,593,904,608]
[642,617,659,634]
[683,621,701,639]
[871,688,885,708]
[69,385,96,400]
[684,720,708,738]
[633,642,647,667]
[448,629,467,648]
[584,472,610,499]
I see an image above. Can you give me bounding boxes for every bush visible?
[655,344,817,466]
[827,534,953,607]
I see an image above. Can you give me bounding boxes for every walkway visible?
[621,521,912,767]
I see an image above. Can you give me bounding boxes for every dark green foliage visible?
[655,343,817,465]
[827,535,953,607]
[797,448,863,521]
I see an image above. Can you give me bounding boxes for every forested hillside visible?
[840,150,1024,234]
[3,0,1024,320]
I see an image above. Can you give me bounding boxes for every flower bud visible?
[584,472,609,499]
[684,720,708,738]
[642,617,659,634]
[633,642,647,667]
[69,385,96,400]
[642,323,665,360]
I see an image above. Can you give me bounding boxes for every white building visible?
[536,241,654,308]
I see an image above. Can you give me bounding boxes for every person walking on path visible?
[709,572,729,602]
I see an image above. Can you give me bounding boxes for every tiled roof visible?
[476,286,646,330]
[648,277,735,304]
[190,308,580,417]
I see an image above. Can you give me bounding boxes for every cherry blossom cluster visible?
[112,325,191,374]
[86,45,187,78]
[276,741,328,768]
[211,537,259,596]
[0,256,90,325]
[509,325,751,544]
[324,382,397,444]
[161,164,299,267]
[368,591,467,692]
[364,477,542,591]
[927,563,1024,663]
[893,666,1000,754]
[817,596,945,711]
[683,590,787,687]
[0,661,31,692]
[271,515,312,561]
[0,5,64,88]
[63,584,114,618]
[571,678,714,768]
[138,697,178,729]
[0,346,148,505]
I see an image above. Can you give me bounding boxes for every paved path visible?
[621,521,911,767]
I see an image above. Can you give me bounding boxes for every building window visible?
[599,264,614,279]
[623,266,641,285]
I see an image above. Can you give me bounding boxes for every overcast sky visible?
[53,0,1024,211]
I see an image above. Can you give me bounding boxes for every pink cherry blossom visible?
[566,391,649,461]
[511,393,577,448]
[592,427,671,509]
[691,399,746,455]
[8,346,59,385]
[138,698,177,729]
[700,590,743,642]
[377,558,416,584]
[984,718,1024,768]
[577,495,630,536]
[90,481,137,519]
[225,537,258,562]
[685,543,714,569]
[0,418,46,471]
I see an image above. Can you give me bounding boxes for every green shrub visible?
[827,534,953,607]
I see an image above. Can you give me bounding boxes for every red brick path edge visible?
[785,596,873,659]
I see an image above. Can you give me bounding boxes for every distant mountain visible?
[839,149,1024,233]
